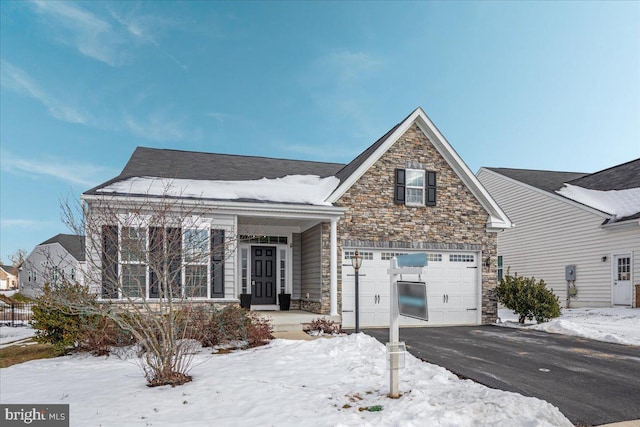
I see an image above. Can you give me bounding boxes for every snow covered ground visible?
[0,325,36,348]
[497,307,640,346]
[0,334,571,427]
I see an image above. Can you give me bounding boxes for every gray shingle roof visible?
[487,160,640,223]
[566,158,640,191]
[334,114,409,183]
[484,168,588,193]
[0,265,19,276]
[85,147,346,196]
[39,234,85,261]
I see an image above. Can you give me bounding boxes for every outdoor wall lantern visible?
[351,250,363,333]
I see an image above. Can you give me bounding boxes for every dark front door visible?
[251,246,277,304]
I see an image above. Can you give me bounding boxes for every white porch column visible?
[330,218,338,316]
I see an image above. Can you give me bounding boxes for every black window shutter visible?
[426,171,436,206]
[394,169,406,204]
[101,225,119,299]
[211,229,225,298]
[167,227,182,298]
[148,227,163,299]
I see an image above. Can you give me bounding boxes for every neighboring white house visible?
[477,159,640,308]
[20,234,86,299]
[0,265,19,290]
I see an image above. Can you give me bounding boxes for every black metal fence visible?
[0,302,35,327]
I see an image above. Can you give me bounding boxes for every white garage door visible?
[341,249,480,328]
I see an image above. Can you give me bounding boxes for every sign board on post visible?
[397,281,428,321]
[387,253,428,398]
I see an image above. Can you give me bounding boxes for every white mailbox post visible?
[387,253,428,398]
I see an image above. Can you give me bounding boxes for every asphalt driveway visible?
[363,326,640,426]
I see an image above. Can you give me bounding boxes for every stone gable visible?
[324,123,498,323]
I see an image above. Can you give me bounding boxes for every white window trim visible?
[120,225,148,300]
[183,226,211,299]
[405,168,425,206]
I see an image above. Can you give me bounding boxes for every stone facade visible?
[323,123,499,323]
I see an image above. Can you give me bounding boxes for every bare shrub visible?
[303,317,343,335]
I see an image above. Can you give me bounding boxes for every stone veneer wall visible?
[323,123,498,323]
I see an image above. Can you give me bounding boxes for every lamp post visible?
[351,250,363,333]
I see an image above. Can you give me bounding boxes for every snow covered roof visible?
[487,159,640,223]
[85,147,346,206]
[556,184,640,219]
[96,175,340,206]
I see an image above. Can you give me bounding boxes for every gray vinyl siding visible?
[292,233,302,299]
[301,225,322,301]
[478,168,640,307]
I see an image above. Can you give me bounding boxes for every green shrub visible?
[9,293,33,303]
[496,273,561,324]
[31,282,132,355]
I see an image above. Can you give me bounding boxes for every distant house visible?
[0,265,19,290]
[20,234,86,298]
[82,107,512,327]
[477,159,640,308]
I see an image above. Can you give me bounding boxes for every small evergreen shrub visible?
[9,293,33,303]
[31,282,131,355]
[496,273,561,324]
[32,282,98,354]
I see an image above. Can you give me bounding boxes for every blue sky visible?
[1,1,639,263]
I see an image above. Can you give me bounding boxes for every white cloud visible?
[125,113,192,142]
[318,50,382,81]
[0,219,55,229]
[0,61,87,124]
[30,0,126,66]
[1,150,115,188]
[206,112,243,124]
[28,1,186,69]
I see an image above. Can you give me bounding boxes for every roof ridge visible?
[133,146,346,167]
[566,157,640,186]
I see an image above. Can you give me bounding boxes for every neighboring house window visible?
[395,168,436,206]
[28,271,32,282]
[184,229,209,298]
[497,256,503,283]
[121,227,147,298]
[71,268,76,281]
[33,270,37,282]
[51,266,59,282]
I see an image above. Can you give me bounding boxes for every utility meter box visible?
[565,265,576,281]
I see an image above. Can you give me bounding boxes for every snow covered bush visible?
[496,272,561,324]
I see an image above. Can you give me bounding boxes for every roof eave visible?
[81,193,347,218]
